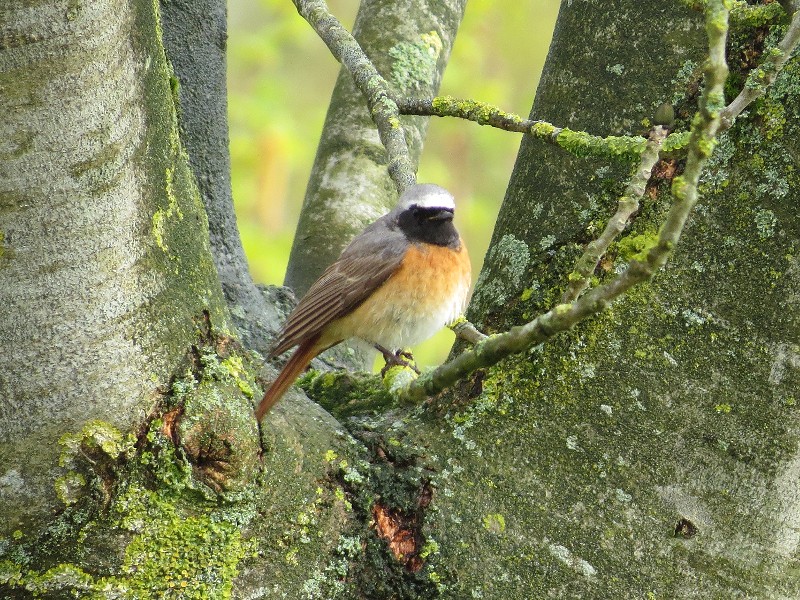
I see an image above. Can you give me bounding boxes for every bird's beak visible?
[427,208,454,221]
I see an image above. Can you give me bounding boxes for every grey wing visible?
[269,222,407,357]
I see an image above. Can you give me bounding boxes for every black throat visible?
[396,205,461,249]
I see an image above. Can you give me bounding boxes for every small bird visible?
[255,183,471,421]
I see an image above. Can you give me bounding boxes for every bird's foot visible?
[375,345,421,376]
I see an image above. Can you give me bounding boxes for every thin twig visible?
[561,125,669,303]
[292,0,416,193]
[398,1,732,404]
[449,317,488,344]
[720,7,800,131]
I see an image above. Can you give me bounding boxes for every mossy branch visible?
[291,0,416,193]
[720,6,800,131]
[449,316,489,344]
[561,124,669,303]
[398,0,732,404]
[397,96,690,161]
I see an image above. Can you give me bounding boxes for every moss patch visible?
[120,494,248,598]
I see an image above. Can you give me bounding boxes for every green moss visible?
[156,331,263,496]
[7,563,96,597]
[169,73,181,109]
[5,445,254,599]
[530,121,557,137]
[26,494,247,597]
[616,230,660,262]
[151,166,185,252]
[55,420,136,506]
[482,513,506,534]
[54,472,87,506]
[2,313,265,592]
[59,420,134,468]
[671,174,689,200]
[122,507,247,598]
[555,128,646,161]
[298,369,394,418]
[431,96,526,128]
[0,560,23,587]
[729,1,785,28]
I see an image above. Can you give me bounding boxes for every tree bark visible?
[160,0,285,354]
[441,1,800,596]
[0,0,229,535]
[4,0,799,598]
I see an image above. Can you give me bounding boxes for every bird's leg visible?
[374,344,421,376]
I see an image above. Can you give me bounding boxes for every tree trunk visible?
[0,0,230,534]
[438,1,800,596]
[160,0,285,354]
[4,0,799,598]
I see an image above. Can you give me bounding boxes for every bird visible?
[255,183,471,421]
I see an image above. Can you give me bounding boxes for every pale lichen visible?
[472,234,531,311]
[389,31,443,92]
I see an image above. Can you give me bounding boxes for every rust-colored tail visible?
[255,337,321,421]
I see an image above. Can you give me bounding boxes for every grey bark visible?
[159,0,284,354]
[0,0,229,535]
[283,0,468,297]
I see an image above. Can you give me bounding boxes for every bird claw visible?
[376,346,421,376]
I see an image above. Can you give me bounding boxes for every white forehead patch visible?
[398,183,456,211]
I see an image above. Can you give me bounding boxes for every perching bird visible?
[255,183,471,421]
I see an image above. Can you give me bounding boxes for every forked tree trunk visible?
[2,0,798,598]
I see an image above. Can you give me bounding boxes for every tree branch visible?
[561,124,669,303]
[720,5,800,131]
[291,0,416,193]
[397,95,691,160]
[398,0,733,404]
[449,316,489,344]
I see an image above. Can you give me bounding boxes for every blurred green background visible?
[227,0,561,366]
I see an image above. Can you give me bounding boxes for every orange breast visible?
[322,240,471,350]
